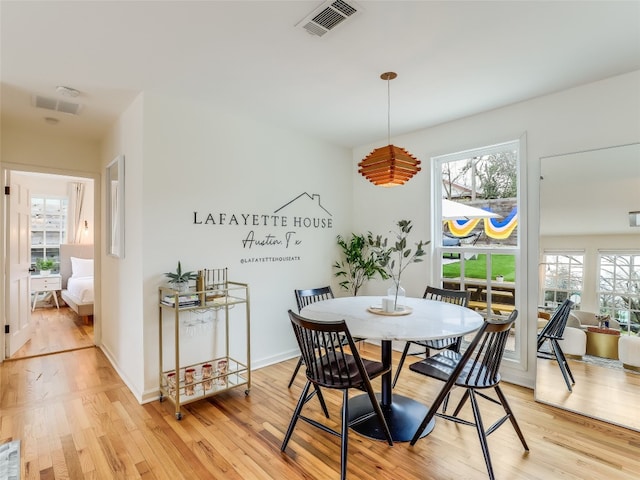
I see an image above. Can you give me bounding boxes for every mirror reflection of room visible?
[536,143,640,431]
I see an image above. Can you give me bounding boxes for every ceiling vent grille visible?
[32,95,82,115]
[296,0,361,37]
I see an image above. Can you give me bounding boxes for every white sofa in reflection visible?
[567,310,620,330]
[537,310,586,357]
[558,327,587,358]
[618,334,640,371]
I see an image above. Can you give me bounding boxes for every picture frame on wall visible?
[106,155,125,258]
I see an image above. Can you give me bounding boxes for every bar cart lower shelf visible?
[159,356,250,420]
[158,273,250,420]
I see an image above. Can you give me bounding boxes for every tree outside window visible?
[31,196,68,270]
[542,253,584,309]
[599,253,640,334]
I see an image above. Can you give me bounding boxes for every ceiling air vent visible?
[32,95,83,115]
[296,0,361,37]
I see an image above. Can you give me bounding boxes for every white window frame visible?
[540,251,585,309]
[597,250,640,335]
[432,138,526,367]
[30,194,68,269]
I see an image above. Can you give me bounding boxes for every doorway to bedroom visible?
[4,169,95,360]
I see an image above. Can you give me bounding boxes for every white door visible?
[5,171,33,357]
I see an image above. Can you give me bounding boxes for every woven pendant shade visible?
[359,72,421,187]
[358,144,421,187]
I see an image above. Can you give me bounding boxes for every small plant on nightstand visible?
[35,257,56,275]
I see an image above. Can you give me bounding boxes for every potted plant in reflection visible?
[333,233,389,296]
[369,219,429,311]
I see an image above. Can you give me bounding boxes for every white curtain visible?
[68,182,85,244]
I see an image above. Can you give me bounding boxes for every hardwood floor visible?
[536,355,640,431]
[10,306,93,360]
[1,343,640,479]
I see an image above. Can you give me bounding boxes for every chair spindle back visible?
[289,310,364,389]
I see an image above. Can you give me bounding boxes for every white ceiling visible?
[2,1,639,148]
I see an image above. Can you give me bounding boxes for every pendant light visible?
[358,72,421,187]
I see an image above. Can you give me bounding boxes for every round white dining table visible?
[300,295,484,442]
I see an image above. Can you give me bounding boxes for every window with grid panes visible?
[598,252,640,334]
[31,196,68,270]
[541,252,584,308]
[434,139,522,358]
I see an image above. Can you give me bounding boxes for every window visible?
[31,196,68,269]
[541,252,584,309]
[434,139,522,357]
[598,252,640,334]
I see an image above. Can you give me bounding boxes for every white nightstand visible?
[31,274,61,311]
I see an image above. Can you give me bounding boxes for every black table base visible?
[348,393,434,442]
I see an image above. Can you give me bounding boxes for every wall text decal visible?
[193,193,333,264]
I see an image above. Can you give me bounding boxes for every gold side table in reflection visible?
[585,328,620,360]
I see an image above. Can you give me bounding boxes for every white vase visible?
[39,270,51,276]
[387,283,406,311]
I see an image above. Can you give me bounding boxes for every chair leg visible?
[340,390,349,480]
[287,356,328,416]
[451,388,471,416]
[392,342,411,388]
[315,385,330,418]
[442,392,451,413]
[281,381,312,451]
[553,340,575,383]
[550,341,574,392]
[411,373,457,445]
[468,390,496,480]
[287,356,304,388]
[362,380,393,446]
[494,386,529,451]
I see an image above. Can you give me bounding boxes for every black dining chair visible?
[536,299,575,391]
[392,286,471,388]
[409,310,528,480]
[287,286,336,388]
[288,286,366,389]
[281,310,393,480]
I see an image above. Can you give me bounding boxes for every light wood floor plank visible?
[11,306,93,360]
[536,355,640,431]
[3,344,640,479]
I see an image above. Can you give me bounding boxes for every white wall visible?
[100,93,146,399]
[1,125,101,174]
[351,70,640,388]
[101,93,353,401]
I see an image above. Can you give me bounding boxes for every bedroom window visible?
[31,195,68,271]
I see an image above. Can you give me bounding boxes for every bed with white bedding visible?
[59,244,94,322]
[66,276,94,304]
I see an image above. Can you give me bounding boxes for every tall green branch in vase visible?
[369,220,429,308]
[333,233,389,296]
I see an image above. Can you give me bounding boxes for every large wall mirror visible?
[536,143,640,431]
